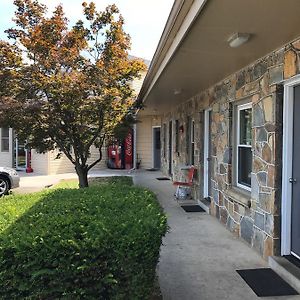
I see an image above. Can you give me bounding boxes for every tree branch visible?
[84,111,104,153]
[87,134,105,171]
[87,147,102,171]
[49,132,76,164]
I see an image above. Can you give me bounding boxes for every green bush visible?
[0,192,43,233]
[0,181,167,299]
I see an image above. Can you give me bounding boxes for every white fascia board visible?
[141,0,207,104]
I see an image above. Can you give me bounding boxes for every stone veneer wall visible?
[160,37,300,258]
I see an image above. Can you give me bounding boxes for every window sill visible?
[226,186,251,208]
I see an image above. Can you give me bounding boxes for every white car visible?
[0,167,20,197]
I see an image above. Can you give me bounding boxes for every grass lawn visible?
[0,176,132,234]
[0,176,167,299]
[56,175,133,189]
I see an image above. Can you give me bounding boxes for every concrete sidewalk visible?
[133,170,300,300]
[14,169,132,194]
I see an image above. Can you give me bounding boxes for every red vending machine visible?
[124,130,133,169]
[107,129,133,169]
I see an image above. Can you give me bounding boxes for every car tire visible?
[0,176,9,197]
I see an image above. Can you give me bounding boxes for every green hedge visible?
[0,182,167,299]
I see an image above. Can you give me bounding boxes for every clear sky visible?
[0,0,174,60]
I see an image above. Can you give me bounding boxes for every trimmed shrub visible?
[0,182,167,299]
[0,192,43,233]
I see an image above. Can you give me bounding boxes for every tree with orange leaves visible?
[0,0,145,187]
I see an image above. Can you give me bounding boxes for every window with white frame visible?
[236,103,252,190]
[1,128,9,152]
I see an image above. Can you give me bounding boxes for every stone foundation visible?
[160,36,300,258]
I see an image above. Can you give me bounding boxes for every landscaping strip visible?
[0,177,167,299]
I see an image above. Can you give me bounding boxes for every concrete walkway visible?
[133,170,300,300]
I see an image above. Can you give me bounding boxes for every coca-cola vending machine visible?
[107,129,133,169]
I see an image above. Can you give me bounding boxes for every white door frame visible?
[281,74,300,255]
[203,108,212,198]
[152,126,161,169]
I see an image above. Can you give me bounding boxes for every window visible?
[236,103,252,190]
[1,128,9,152]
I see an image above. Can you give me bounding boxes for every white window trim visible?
[190,119,195,165]
[281,74,300,255]
[236,103,252,192]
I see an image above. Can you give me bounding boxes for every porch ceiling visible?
[139,0,300,116]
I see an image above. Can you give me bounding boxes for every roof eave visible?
[137,0,208,108]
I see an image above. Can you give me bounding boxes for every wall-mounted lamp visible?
[227,33,251,48]
[179,125,184,134]
[174,88,182,95]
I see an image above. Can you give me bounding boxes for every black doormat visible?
[156,177,170,181]
[237,268,299,297]
[181,205,205,212]
[146,168,159,171]
[284,255,300,269]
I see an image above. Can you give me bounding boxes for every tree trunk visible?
[75,164,89,188]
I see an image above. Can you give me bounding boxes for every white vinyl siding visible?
[136,115,161,169]
[48,145,107,175]
[31,151,49,174]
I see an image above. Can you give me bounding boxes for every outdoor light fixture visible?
[228,33,251,48]
[174,88,182,95]
[179,125,184,133]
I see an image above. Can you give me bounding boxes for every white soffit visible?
[139,0,300,115]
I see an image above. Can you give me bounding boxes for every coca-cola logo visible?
[125,133,132,156]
